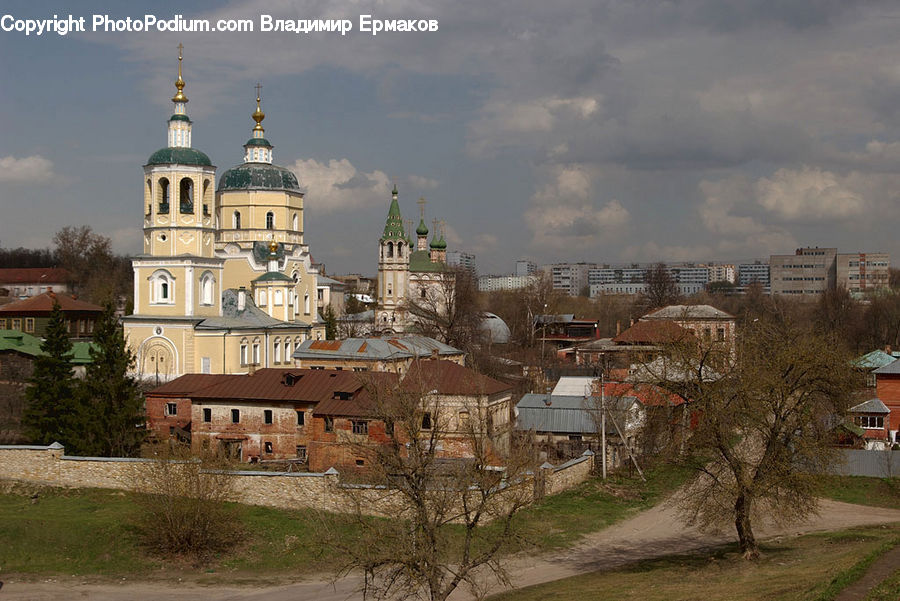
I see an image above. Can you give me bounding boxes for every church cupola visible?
[416,197,429,251]
[167,44,192,149]
[244,84,273,164]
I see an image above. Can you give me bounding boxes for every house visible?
[852,349,900,388]
[574,320,693,369]
[516,376,686,462]
[534,314,600,350]
[847,398,892,449]
[0,268,69,300]
[291,335,465,373]
[639,304,736,349]
[310,360,514,471]
[0,328,95,379]
[870,359,900,443]
[0,292,103,340]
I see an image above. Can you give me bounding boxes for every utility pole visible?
[601,373,607,480]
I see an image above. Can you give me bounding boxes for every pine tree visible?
[22,300,78,446]
[79,303,146,457]
[323,304,338,340]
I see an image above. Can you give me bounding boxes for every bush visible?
[131,443,243,563]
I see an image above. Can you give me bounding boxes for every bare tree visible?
[641,262,681,311]
[322,372,537,601]
[640,318,857,559]
[404,267,484,352]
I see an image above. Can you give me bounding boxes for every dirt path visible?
[4,499,899,601]
[833,545,900,601]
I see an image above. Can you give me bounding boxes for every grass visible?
[0,465,686,581]
[864,568,900,601]
[487,525,900,601]
[816,475,900,510]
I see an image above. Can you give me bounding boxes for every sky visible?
[3,1,900,276]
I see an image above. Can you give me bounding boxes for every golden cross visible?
[177,43,183,59]
[417,197,426,220]
[255,82,262,99]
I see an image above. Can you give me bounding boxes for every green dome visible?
[416,219,429,236]
[147,147,213,166]
[218,163,300,192]
[430,235,446,250]
[245,137,272,147]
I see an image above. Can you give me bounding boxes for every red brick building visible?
[871,360,900,443]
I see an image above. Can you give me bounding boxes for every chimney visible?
[238,287,246,311]
[431,348,439,360]
[248,362,256,375]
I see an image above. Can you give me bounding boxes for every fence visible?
[828,449,900,478]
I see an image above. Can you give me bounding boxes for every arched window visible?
[240,338,249,365]
[273,338,281,363]
[266,211,274,230]
[158,178,170,213]
[202,179,211,215]
[274,289,284,306]
[292,213,299,231]
[146,179,152,214]
[397,241,403,257]
[233,211,241,229]
[200,272,215,306]
[258,289,267,306]
[304,292,310,314]
[179,178,194,213]
[387,241,393,258]
[284,337,292,360]
[150,270,175,305]
[252,337,261,364]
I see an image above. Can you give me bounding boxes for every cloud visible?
[290,158,391,212]
[524,164,629,249]
[406,175,439,190]
[0,155,55,183]
[756,167,866,220]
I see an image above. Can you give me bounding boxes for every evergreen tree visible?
[79,303,146,457]
[323,304,338,340]
[22,301,78,446]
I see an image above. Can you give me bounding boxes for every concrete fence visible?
[0,444,596,515]
[828,449,900,478]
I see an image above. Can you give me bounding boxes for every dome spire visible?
[172,43,188,105]
[244,83,273,164]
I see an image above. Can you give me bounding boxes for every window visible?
[296,446,307,462]
[159,177,170,212]
[258,289,267,306]
[179,178,194,213]
[856,415,884,429]
[355,459,365,467]
[421,412,432,430]
[240,342,248,365]
[201,357,210,374]
[264,441,273,454]
[24,318,34,333]
[233,211,241,229]
[397,241,403,257]
[296,410,305,426]
[11,318,21,330]
[231,409,240,423]
[150,270,175,305]
[568,434,583,441]
[352,420,368,435]
[274,289,283,306]
[252,341,261,364]
[717,327,725,341]
[292,213,299,231]
[284,338,292,359]
[200,272,215,306]
[165,402,177,416]
[324,416,334,432]
[264,409,273,425]
[387,241,393,257]
[266,211,274,230]
[304,293,310,314]
[0,319,6,329]
[273,340,281,364]
[203,408,211,422]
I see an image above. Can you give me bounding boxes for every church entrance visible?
[141,339,176,385]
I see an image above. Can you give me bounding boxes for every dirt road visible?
[4,499,899,601]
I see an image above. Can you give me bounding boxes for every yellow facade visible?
[124,51,324,381]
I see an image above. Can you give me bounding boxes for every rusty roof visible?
[402,360,512,396]
[0,292,104,314]
[612,320,691,345]
[189,368,396,404]
[146,374,240,397]
[0,268,69,285]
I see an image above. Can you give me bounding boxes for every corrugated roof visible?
[0,268,69,285]
[146,374,240,397]
[873,358,900,375]
[293,335,462,361]
[402,360,512,396]
[642,304,734,321]
[850,398,890,414]
[0,292,103,313]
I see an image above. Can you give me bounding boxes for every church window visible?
[387,283,393,297]
[179,178,194,213]
[284,338,292,359]
[150,270,175,305]
[258,290,267,306]
[273,339,281,363]
[421,287,427,299]
[398,241,403,257]
[240,340,248,365]
[304,293,310,315]
[233,211,241,229]
[158,178,170,213]
[252,339,261,364]
[387,241,393,258]
[274,289,283,306]
[292,213,299,231]
[266,211,275,230]
[200,272,214,306]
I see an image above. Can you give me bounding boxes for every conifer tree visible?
[323,304,338,340]
[22,300,78,446]
[79,303,146,457]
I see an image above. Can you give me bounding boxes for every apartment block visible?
[516,260,538,277]
[836,253,890,294]
[545,263,598,296]
[737,262,770,288]
[769,248,837,296]
[704,263,736,284]
[477,274,536,292]
[446,250,477,274]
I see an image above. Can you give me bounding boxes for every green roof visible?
[409,250,445,273]
[147,147,213,166]
[218,163,300,192]
[168,114,191,122]
[244,137,272,147]
[382,194,406,240]
[430,235,446,250]
[253,271,294,282]
[416,219,429,236]
[0,329,96,364]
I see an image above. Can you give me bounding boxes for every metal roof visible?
[852,350,899,370]
[873,358,900,374]
[195,289,301,331]
[642,304,734,321]
[515,394,633,434]
[293,335,462,361]
[849,398,890,414]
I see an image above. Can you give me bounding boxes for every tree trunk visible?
[734,492,759,560]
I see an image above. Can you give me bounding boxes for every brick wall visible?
[0,444,596,516]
